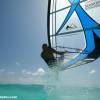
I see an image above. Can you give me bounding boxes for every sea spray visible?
[44,66,62,100]
[43,66,100,100]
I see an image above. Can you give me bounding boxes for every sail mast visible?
[47,0,51,48]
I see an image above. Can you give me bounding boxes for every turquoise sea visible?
[0,84,100,100]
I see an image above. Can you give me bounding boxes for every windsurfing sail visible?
[47,0,100,70]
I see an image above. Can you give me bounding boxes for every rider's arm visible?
[50,48,66,55]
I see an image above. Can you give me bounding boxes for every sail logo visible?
[85,0,100,10]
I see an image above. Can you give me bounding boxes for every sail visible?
[47,0,100,70]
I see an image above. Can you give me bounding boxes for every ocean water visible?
[0,84,100,100]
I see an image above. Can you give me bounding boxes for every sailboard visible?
[47,0,100,70]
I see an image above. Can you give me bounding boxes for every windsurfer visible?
[41,43,66,68]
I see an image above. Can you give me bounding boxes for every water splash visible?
[44,66,67,100]
[43,66,100,100]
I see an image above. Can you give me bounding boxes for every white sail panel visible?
[56,0,70,11]
[50,0,54,13]
[56,11,83,35]
[50,0,70,13]
[56,32,86,61]
[50,37,56,47]
[50,14,56,36]
[56,31,86,51]
[56,8,70,33]
[81,1,100,23]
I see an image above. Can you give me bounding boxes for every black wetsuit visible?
[41,47,65,67]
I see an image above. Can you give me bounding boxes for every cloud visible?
[22,69,32,75]
[38,68,45,73]
[22,69,26,73]
[32,68,45,76]
[22,68,45,77]
[16,62,21,66]
[20,68,46,84]
[89,70,96,74]
[26,71,32,75]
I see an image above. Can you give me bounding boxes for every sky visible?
[0,0,100,87]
